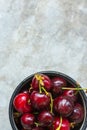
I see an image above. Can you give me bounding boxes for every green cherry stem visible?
[13,112,21,118]
[50,93,53,114]
[34,122,40,127]
[62,87,87,91]
[39,82,42,93]
[56,116,62,130]
[41,86,49,95]
[35,74,44,93]
[33,112,39,114]
[41,86,53,113]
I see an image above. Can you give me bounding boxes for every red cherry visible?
[21,113,35,129]
[13,93,32,113]
[30,91,50,110]
[53,96,74,117]
[51,77,67,94]
[69,103,84,123]
[32,74,52,91]
[51,117,70,130]
[38,111,53,127]
[62,87,78,102]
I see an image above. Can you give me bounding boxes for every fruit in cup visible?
[13,93,32,113]
[21,113,35,129]
[13,73,84,130]
[30,91,50,110]
[69,103,84,123]
[38,111,53,127]
[31,74,52,91]
[53,96,74,117]
[51,77,67,94]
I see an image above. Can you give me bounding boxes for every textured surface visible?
[0,0,87,129]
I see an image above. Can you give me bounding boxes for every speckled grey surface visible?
[0,0,87,129]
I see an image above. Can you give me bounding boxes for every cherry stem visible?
[35,74,44,86]
[39,82,42,93]
[70,122,76,128]
[41,86,49,95]
[50,93,53,114]
[62,87,87,91]
[34,122,39,127]
[28,99,30,104]
[41,87,53,113]
[29,85,33,92]
[56,116,62,130]
[35,74,44,93]
[33,112,39,114]
[13,112,21,118]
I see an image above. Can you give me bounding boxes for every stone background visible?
[0,0,87,129]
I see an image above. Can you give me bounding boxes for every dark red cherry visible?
[38,111,53,127]
[51,117,70,130]
[32,74,52,91]
[53,96,74,117]
[63,87,77,102]
[13,93,32,113]
[21,113,35,129]
[30,91,50,110]
[69,103,84,123]
[51,77,67,94]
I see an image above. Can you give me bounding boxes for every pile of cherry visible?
[13,74,84,130]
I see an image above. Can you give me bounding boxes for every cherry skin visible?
[38,111,53,127]
[32,74,52,91]
[69,103,84,123]
[63,87,77,102]
[21,113,35,130]
[53,96,74,117]
[30,91,50,110]
[50,117,70,130]
[13,93,32,113]
[51,77,67,94]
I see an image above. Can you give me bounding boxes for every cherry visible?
[13,93,32,113]
[53,96,74,117]
[51,117,70,130]
[69,103,84,123]
[62,87,77,102]
[21,113,35,130]
[38,111,53,127]
[31,74,52,91]
[51,77,67,94]
[30,91,50,110]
